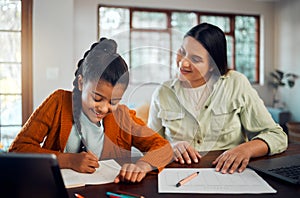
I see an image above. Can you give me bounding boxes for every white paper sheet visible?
[158,168,276,194]
[61,159,121,188]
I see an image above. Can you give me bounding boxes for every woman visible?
[148,23,287,174]
[9,38,172,183]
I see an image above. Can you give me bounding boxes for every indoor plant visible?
[269,69,299,108]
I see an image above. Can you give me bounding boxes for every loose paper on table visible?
[158,168,276,194]
[61,159,121,188]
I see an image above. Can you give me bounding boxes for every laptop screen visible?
[0,153,69,198]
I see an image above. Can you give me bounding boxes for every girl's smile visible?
[78,76,126,125]
[91,108,105,120]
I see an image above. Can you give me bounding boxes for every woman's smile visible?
[180,67,192,75]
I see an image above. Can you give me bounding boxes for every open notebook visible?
[0,153,69,198]
[248,154,300,185]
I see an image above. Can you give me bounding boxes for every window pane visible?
[0,126,21,151]
[130,31,171,83]
[0,32,21,62]
[132,11,167,29]
[0,94,21,125]
[99,7,129,34]
[171,12,197,33]
[99,7,130,61]
[226,36,234,68]
[235,16,257,82]
[0,0,22,151]
[200,15,230,32]
[0,63,21,93]
[0,1,21,31]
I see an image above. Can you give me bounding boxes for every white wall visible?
[275,0,300,121]
[33,0,300,120]
[33,0,74,106]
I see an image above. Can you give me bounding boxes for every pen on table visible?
[116,190,145,198]
[74,193,85,198]
[106,191,137,198]
[176,171,199,187]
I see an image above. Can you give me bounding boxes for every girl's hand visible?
[173,141,202,164]
[58,151,99,173]
[114,161,152,183]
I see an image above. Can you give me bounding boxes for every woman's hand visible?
[58,151,99,173]
[212,139,269,174]
[173,141,202,164]
[114,161,152,183]
[212,146,251,174]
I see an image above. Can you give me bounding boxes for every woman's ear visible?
[78,75,83,91]
[208,55,217,72]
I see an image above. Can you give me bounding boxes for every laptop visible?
[248,154,300,184]
[0,152,69,198]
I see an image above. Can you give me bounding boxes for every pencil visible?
[106,191,135,198]
[116,190,145,198]
[176,171,199,187]
[80,138,88,152]
[74,193,85,198]
[75,124,89,152]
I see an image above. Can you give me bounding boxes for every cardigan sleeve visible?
[105,105,173,172]
[127,107,173,172]
[9,90,69,155]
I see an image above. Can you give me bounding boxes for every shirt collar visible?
[170,73,221,93]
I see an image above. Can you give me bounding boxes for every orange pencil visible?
[176,171,199,187]
[74,193,85,198]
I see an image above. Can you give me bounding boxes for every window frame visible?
[21,0,33,124]
[98,5,260,84]
[0,0,32,149]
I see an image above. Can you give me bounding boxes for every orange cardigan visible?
[9,90,173,171]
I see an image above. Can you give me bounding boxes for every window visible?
[0,0,32,150]
[98,6,260,84]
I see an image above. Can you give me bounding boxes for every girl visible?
[9,38,172,183]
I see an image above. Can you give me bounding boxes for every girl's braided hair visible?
[72,37,129,133]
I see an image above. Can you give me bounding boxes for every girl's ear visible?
[78,75,83,91]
